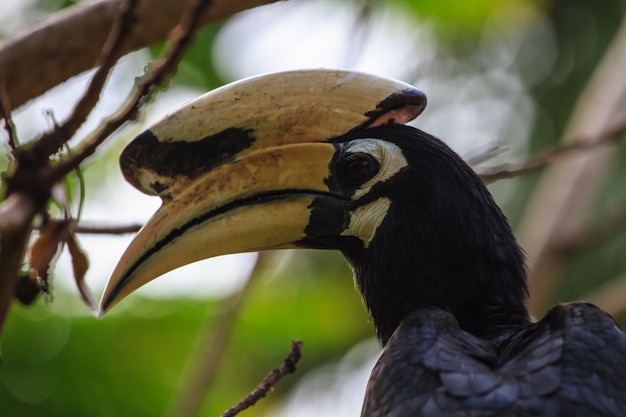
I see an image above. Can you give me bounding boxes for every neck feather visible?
[343,181,529,346]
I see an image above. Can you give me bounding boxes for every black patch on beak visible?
[120,127,256,181]
[352,88,427,131]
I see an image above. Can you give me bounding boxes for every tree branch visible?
[220,340,304,417]
[37,0,142,158]
[0,0,280,110]
[0,79,17,154]
[0,193,39,347]
[48,0,218,182]
[0,0,144,333]
[71,222,142,235]
[0,0,266,347]
[478,110,626,182]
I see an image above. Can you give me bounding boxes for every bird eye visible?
[340,152,380,186]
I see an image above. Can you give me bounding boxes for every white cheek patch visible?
[341,197,392,248]
[344,139,408,200]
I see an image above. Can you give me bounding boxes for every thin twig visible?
[33,221,141,235]
[0,78,17,154]
[478,110,626,182]
[49,0,217,183]
[37,0,141,158]
[0,193,39,348]
[1,0,279,109]
[465,144,503,167]
[71,222,142,235]
[220,340,304,417]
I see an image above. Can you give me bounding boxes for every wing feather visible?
[361,304,626,417]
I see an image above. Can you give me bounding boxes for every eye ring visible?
[338,152,380,186]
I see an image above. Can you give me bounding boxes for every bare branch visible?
[478,110,626,182]
[37,0,142,158]
[0,193,39,346]
[221,340,304,417]
[32,220,141,235]
[72,222,142,235]
[0,78,17,154]
[49,0,217,182]
[0,192,39,233]
[0,0,281,109]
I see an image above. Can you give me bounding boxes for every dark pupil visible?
[343,153,378,184]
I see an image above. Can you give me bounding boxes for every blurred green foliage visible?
[388,0,548,37]
[149,26,227,91]
[508,0,626,304]
[1,251,370,416]
[2,0,626,416]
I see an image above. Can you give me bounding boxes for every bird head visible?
[100,69,526,343]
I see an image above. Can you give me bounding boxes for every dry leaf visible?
[65,232,96,313]
[29,220,68,289]
[14,274,41,306]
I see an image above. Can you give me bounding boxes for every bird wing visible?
[362,308,521,417]
[519,303,626,417]
[361,305,626,417]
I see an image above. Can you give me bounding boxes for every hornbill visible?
[100,70,626,416]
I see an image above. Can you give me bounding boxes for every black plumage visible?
[302,125,626,416]
[362,304,626,416]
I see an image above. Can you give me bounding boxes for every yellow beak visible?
[100,69,426,314]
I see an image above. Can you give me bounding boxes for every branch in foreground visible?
[0,0,217,344]
[477,110,626,182]
[71,222,142,235]
[50,0,217,182]
[0,191,40,336]
[221,340,304,417]
[37,0,141,158]
[0,0,280,109]
[0,78,17,154]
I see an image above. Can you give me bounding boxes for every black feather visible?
[362,305,626,416]
[319,125,626,416]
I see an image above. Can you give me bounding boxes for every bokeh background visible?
[1,0,626,416]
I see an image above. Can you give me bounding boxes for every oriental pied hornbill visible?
[100,70,626,416]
